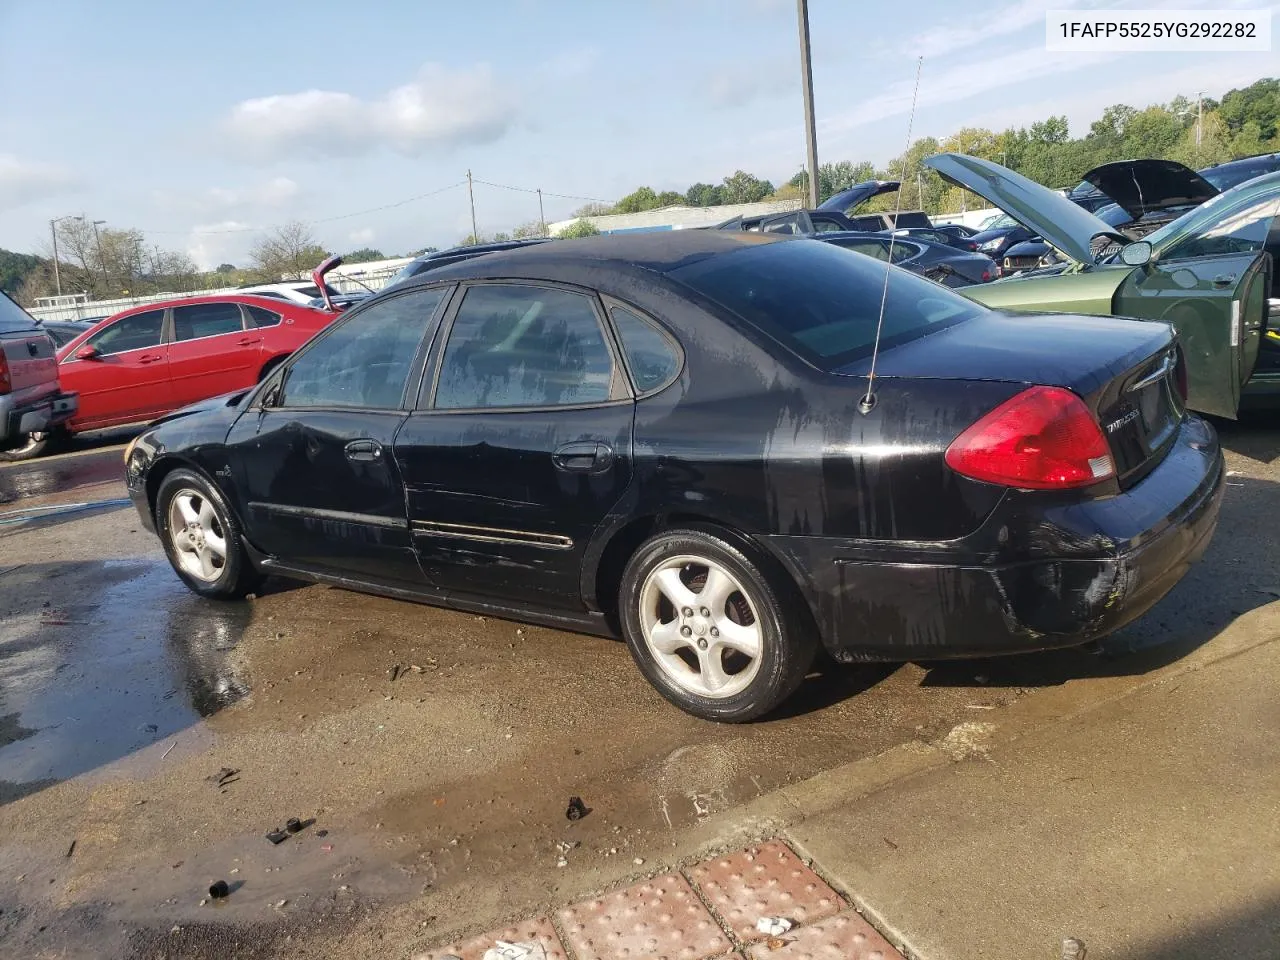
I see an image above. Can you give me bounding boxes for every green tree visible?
[558,218,601,238]
[684,182,723,206]
[215,262,237,274]
[344,247,385,263]
[720,170,774,204]
[1219,78,1280,142]
[572,202,615,217]
[511,220,546,239]
[615,187,660,213]
[655,190,683,207]
[0,249,45,297]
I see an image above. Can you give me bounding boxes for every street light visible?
[49,214,83,297]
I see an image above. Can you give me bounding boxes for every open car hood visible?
[1082,158,1218,222]
[923,153,1127,266]
[817,179,900,215]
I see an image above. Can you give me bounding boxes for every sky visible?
[0,0,1277,269]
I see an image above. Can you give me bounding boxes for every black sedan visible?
[817,230,997,286]
[125,232,1223,722]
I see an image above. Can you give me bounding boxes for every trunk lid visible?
[0,293,59,402]
[923,153,1129,266]
[1082,158,1218,222]
[835,311,1184,487]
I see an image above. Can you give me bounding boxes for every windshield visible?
[671,237,983,370]
[1142,172,1280,260]
[980,214,1017,231]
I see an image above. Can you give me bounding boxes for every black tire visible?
[618,527,817,722]
[0,428,62,462]
[155,468,263,600]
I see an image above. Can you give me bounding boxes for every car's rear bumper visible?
[0,390,78,442]
[763,415,1224,662]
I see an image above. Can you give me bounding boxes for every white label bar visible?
[1046,9,1271,51]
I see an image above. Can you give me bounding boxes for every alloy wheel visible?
[167,488,228,583]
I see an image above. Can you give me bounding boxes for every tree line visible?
[5,78,1276,303]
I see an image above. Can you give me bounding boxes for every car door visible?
[59,308,171,429]
[167,301,262,408]
[224,285,451,585]
[1113,190,1278,418]
[396,281,634,610]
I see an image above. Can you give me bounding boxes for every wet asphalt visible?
[1,415,1278,959]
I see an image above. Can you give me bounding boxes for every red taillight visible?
[0,350,9,394]
[945,386,1115,490]
[981,267,992,282]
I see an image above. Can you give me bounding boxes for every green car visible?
[924,153,1279,419]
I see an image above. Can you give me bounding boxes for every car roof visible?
[103,293,317,320]
[397,231,791,286]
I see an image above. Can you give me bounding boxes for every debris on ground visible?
[265,829,289,845]
[207,767,240,788]
[388,664,402,682]
[756,917,793,936]
[65,839,76,859]
[767,937,791,950]
[565,797,589,821]
[482,942,546,960]
[208,881,229,899]
[1061,938,1087,959]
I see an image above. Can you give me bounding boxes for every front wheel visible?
[156,468,263,599]
[619,528,816,722]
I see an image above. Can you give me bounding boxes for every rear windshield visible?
[0,291,38,335]
[670,237,984,370]
[1200,158,1279,192]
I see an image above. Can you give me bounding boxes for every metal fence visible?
[25,259,413,323]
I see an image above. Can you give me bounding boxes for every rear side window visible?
[246,305,282,328]
[172,303,244,341]
[672,238,982,370]
[0,291,37,334]
[610,306,680,394]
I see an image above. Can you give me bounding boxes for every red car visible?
[53,293,337,438]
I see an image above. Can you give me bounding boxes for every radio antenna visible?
[860,55,924,416]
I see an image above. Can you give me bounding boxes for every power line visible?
[470,178,612,204]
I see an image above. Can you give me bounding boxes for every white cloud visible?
[0,155,78,212]
[903,0,1082,59]
[207,176,300,209]
[348,227,375,245]
[820,47,1116,145]
[185,221,258,271]
[707,63,796,109]
[223,63,517,161]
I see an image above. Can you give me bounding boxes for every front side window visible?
[280,288,446,409]
[433,285,615,410]
[86,310,164,356]
[172,303,244,341]
[672,238,983,370]
[0,290,37,334]
[610,306,680,393]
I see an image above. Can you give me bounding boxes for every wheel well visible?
[258,355,287,381]
[592,513,802,624]
[144,456,206,523]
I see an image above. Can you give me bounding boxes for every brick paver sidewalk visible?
[414,838,905,960]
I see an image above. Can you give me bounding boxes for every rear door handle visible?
[552,441,614,473]
[1213,273,1237,288]
[344,439,383,462]
[237,337,262,346]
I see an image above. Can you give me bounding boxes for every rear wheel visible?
[156,468,263,599]
[0,429,61,462]
[619,528,816,722]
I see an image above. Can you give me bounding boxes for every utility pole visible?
[467,170,478,244]
[796,0,819,208]
[91,219,107,291]
[48,214,82,297]
[916,171,925,210]
[1196,90,1203,150]
[537,188,546,236]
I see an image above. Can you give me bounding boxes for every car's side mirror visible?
[75,345,101,360]
[1120,240,1153,267]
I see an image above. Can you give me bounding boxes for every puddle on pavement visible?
[0,447,128,504]
[0,558,251,800]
